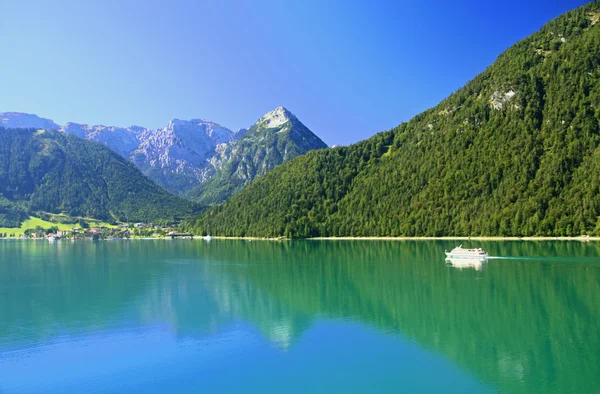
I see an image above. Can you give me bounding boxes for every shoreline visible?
[2,235,599,242]
[206,235,600,242]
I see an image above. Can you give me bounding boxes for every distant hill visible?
[0,128,199,227]
[183,3,600,237]
[186,106,328,205]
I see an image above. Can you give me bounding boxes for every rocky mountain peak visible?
[256,106,296,129]
[187,106,328,205]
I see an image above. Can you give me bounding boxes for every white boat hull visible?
[445,252,488,261]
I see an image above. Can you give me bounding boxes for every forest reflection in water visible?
[0,239,599,393]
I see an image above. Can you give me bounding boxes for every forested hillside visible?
[0,128,199,226]
[0,195,28,228]
[183,3,600,237]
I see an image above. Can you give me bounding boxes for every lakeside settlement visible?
[0,222,189,240]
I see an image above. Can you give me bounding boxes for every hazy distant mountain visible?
[61,119,237,194]
[0,108,325,198]
[0,112,60,130]
[130,119,236,193]
[61,122,143,157]
[187,106,328,205]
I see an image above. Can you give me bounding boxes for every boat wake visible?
[488,255,600,263]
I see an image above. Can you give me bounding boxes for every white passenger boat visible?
[445,245,488,261]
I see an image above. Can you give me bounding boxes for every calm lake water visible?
[0,240,599,393]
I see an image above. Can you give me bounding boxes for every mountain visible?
[0,128,199,226]
[130,119,236,193]
[183,3,600,238]
[61,122,143,157]
[0,108,324,197]
[0,112,60,130]
[61,119,237,194]
[0,112,237,194]
[186,106,328,205]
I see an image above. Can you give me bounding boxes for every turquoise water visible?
[1,240,599,393]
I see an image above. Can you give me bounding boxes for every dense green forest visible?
[0,128,200,226]
[183,3,600,237]
[187,107,328,205]
[0,195,28,227]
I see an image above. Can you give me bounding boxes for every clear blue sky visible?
[0,0,590,146]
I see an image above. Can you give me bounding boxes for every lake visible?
[0,239,599,393]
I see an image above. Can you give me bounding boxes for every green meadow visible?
[0,216,116,237]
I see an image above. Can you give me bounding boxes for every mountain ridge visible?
[0,107,327,196]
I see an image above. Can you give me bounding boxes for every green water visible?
[0,240,599,393]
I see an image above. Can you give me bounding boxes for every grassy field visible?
[0,216,116,237]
